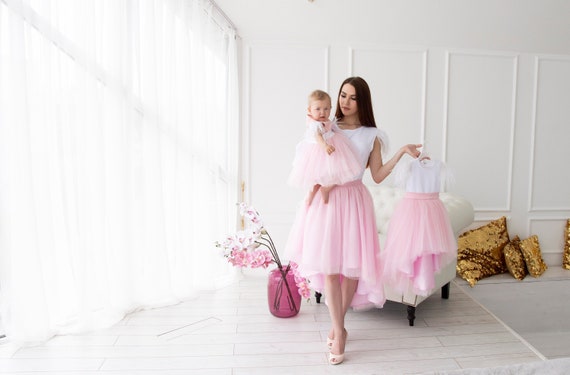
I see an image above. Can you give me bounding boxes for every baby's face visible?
[308,100,331,123]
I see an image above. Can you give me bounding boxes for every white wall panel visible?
[245,43,329,250]
[351,47,427,158]
[444,51,517,211]
[529,218,568,257]
[242,41,570,262]
[529,57,570,211]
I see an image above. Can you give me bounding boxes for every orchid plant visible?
[216,203,311,300]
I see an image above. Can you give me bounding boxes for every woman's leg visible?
[341,277,358,315]
[325,274,344,357]
[326,275,358,363]
[327,276,358,343]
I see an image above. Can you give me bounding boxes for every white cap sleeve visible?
[306,117,324,134]
[440,161,456,192]
[376,128,390,158]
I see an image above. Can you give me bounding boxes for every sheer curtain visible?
[0,0,239,342]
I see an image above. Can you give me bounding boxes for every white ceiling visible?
[215,0,570,54]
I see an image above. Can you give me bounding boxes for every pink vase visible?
[267,266,301,318]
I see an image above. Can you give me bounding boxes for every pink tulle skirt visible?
[284,180,385,309]
[287,132,361,189]
[381,192,457,296]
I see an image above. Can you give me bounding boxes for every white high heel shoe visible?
[328,351,345,365]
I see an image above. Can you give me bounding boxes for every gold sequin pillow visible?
[503,236,527,280]
[519,235,547,278]
[456,216,509,287]
[562,219,570,270]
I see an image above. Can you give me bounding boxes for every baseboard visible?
[544,252,565,267]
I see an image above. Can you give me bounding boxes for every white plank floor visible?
[0,272,558,374]
[454,266,570,361]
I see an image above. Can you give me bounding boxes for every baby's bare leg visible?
[320,185,336,204]
[305,184,321,206]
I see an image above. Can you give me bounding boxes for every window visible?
[0,0,239,341]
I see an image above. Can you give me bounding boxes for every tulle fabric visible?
[285,180,385,309]
[381,192,457,296]
[288,128,361,189]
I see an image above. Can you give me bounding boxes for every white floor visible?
[1,268,568,374]
[454,266,570,360]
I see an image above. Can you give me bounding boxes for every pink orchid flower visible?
[217,203,311,301]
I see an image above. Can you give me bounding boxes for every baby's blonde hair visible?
[308,89,331,105]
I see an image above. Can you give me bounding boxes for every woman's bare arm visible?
[368,139,421,184]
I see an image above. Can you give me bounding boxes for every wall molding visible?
[348,45,428,144]
[527,216,569,257]
[242,42,331,205]
[528,55,570,212]
[443,49,519,212]
[527,215,570,234]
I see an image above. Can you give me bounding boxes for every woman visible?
[285,76,421,365]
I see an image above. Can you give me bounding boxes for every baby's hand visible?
[325,144,335,155]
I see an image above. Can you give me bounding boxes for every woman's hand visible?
[401,143,422,159]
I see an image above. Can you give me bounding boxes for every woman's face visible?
[338,83,358,118]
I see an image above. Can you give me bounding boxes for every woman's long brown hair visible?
[334,76,377,128]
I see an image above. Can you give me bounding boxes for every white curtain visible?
[0,0,239,342]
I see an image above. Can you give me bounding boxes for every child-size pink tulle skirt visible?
[287,133,361,189]
[381,192,457,296]
[284,180,385,309]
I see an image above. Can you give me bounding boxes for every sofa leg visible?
[441,282,450,299]
[315,291,322,303]
[407,306,416,326]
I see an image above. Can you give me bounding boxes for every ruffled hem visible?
[381,192,457,296]
[288,131,361,189]
[285,180,385,309]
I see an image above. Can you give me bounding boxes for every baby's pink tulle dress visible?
[287,117,361,189]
